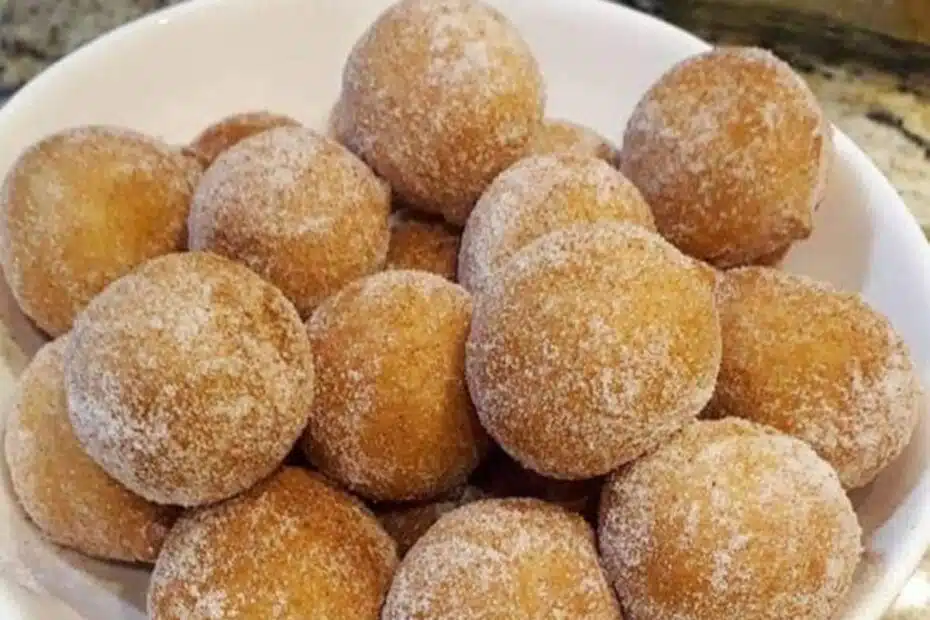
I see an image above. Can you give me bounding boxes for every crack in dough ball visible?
[619,47,832,268]
[599,419,862,620]
[65,251,314,507]
[188,126,391,318]
[0,126,195,336]
[467,222,720,479]
[5,336,178,562]
[148,467,398,619]
[339,0,545,225]
[383,498,622,619]
[710,266,922,489]
[458,153,656,293]
[303,269,487,501]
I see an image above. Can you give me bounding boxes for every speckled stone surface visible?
[0,0,183,90]
[1,1,930,617]
[801,62,930,228]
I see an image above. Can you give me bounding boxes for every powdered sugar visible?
[188,125,391,317]
[458,153,656,292]
[619,46,829,267]
[149,468,398,619]
[383,498,621,619]
[65,251,314,507]
[303,269,485,501]
[466,222,720,480]
[713,266,923,489]
[599,419,862,620]
[340,0,545,224]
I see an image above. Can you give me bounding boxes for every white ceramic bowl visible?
[0,0,929,618]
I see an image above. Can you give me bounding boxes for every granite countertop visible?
[1,1,930,618]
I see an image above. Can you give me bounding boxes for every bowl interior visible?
[1,0,929,618]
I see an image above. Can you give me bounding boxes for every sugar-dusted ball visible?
[188,126,390,317]
[467,222,720,479]
[458,153,655,292]
[339,0,545,224]
[187,110,301,166]
[527,119,617,163]
[619,47,832,268]
[599,419,862,620]
[386,209,461,280]
[383,498,622,619]
[303,269,487,501]
[66,252,314,506]
[5,337,178,562]
[149,468,398,619]
[711,266,922,489]
[0,126,194,335]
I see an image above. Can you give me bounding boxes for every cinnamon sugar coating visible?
[619,47,832,268]
[66,252,314,507]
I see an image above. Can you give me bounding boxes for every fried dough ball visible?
[65,252,314,507]
[386,210,461,280]
[303,270,487,501]
[0,126,195,336]
[599,419,862,620]
[187,110,301,166]
[528,119,617,162]
[4,337,178,562]
[466,222,720,479]
[711,267,922,489]
[619,47,832,268]
[148,467,397,619]
[383,498,622,619]
[339,0,545,225]
[188,126,391,317]
[458,153,656,293]
[376,486,487,556]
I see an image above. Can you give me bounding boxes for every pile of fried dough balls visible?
[0,0,922,618]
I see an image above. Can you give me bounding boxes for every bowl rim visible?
[1,0,930,619]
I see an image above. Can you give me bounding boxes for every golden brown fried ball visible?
[188,126,391,317]
[386,210,461,280]
[467,222,720,479]
[339,0,545,225]
[65,252,314,507]
[148,467,397,619]
[5,336,178,562]
[303,269,487,501]
[528,119,617,163]
[187,110,301,166]
[458,153,656,292]
[619,46,832,268]
[383,498,622,619]
[711,266,922,489]
[599,419,862,620]
[0,126,195,336]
